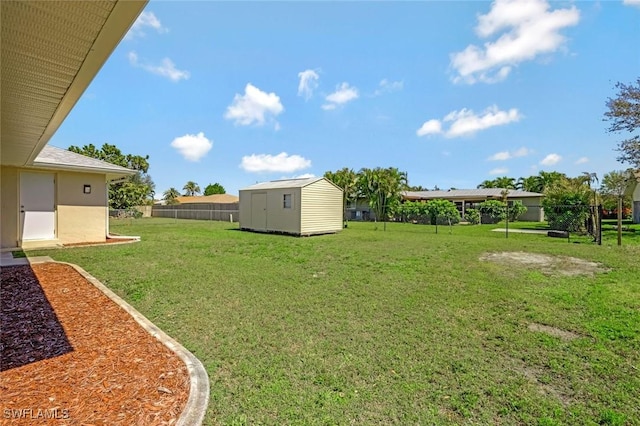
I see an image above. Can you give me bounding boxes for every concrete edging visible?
[59,261,210,426]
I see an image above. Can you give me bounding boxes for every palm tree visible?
[182,181,201,196]
[163,187,180,205]
[493,176,517,189]
[516,175,544,193]
[357,167,407,230]
[477,179,497,189]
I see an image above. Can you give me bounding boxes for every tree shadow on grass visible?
[0,265,73,371]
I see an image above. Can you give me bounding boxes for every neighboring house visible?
[348,188,545,222]
[239,177,343,236]
[175,194,239,204]
[403,189,545,222]
[630,171,640,224]
[1,1,147,249]
[152,194,240,222]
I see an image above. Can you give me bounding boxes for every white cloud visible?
[489,167,509,175]
[170,132,212,162]
[488,146,531,160]
[418,105,521,138]
[540,153,562,166]
[128,51,190,82]
[322,82,359,110]
[416,119,443,137]
[488,151,511,161]
[575,156,589,165]
[126,11,168,39]
[240,152,311,173]
[374,79,404,96]
[450,0,580,84]
[297,69,320,100]
[624,0,640,7]
[224,84,284,128]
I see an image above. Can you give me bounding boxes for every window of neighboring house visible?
[283,194,292,209]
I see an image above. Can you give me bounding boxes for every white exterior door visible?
[251,192,267,230]
[20,172,56,241]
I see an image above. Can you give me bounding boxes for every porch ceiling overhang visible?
[0,0,147,167]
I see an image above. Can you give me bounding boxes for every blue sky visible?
[49,0,640,196]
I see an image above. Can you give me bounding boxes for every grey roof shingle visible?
[241,177,327,191]
[403,188,543,200]
[32,145,136,176]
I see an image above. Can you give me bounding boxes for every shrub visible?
[478,200,506,224]
[464,208,480,224]
[507,201,528,221]
[425,199,460,233]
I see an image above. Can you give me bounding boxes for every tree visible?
[68,143,154,209]
[183,181,201,196]
[477,179,497,189]
[357,167,407,230]
[541,177,591,232]
[516,175,543,192]
[424,199,460,233]
[204,183,226,195]
[163,188,180,205]
[493,176,517,189]
[604,78,640,169]
[600,170,634,246]
[478,200,507,224]
[324,168,358,226]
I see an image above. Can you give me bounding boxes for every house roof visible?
[176,194,239,204]
[30,145,136,180]
[403,188,544,201]
[0,1,147,167]
[241,177,335,191]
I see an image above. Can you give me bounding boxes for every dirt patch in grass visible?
[528,323,581,341]
[479,251,609,277]
[506,357,573,407]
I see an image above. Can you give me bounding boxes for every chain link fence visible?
[543,204,602,244]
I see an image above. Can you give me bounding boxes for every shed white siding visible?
[239,177,342,235]
[300,179,343,235]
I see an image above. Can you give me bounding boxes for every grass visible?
[30,219,640,425]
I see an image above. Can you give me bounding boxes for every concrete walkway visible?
[491,228,549,235]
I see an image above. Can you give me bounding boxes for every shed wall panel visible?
[300,180,342,234]
[264,188,301,233]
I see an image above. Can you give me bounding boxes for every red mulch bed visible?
[0,263,189,425]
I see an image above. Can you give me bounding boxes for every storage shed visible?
[239,177,343,236]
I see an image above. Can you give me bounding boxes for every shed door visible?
[251,192,267,230]
[20,172,56,241]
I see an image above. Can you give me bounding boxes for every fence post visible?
[598,204,603,245]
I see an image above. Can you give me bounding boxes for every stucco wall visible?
[56,172,107,244]
[633,184,640,224]
[518,197,544,222]
[1,167,19,248]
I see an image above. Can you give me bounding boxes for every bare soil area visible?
[0,263,189,425]
[479,251,609,277]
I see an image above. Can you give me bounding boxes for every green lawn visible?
[30,219,640,425]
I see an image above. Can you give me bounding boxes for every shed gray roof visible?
[403,188,543,200]
[31,145,136,179]
[241,177,330,191]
